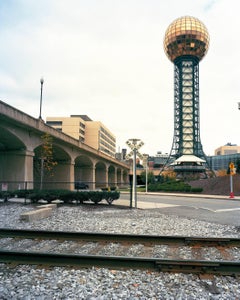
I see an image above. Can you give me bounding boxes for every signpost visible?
[126,139,144,208]
[229,162,235,198]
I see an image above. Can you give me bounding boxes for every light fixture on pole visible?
[125,138,144,208]
[39,77,44,119]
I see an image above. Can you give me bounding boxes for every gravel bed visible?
[0,202,240,299]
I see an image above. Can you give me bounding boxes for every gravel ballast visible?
[0,202,240,299]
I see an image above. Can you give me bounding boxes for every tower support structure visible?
[171,56,204,159]
[163,16,210,177]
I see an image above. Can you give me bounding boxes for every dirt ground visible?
[189,174,240,196]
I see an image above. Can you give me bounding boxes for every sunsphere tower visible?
[163,16,210,175]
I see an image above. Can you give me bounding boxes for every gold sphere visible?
[164,16,210,62]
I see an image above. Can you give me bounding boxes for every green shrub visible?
[75,191,89,204]
[190,187,203,193]
[13,189,31,198]
[42,191,58,202]
[4,189,121,205]
[28,192,42,203]
[103,191,120,204]
[148,181,202,193]
[88,191,104,204]
[0,191,13,201]
[59,191,75,203]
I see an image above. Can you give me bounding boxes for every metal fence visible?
[0,181,129,192]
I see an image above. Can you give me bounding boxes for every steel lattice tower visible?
[163,16,210,173]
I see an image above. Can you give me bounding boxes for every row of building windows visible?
[46,121,62,126]
[99,145,114,156]
[79,129,85,136]
[100,126,116,143]
[207,153,240,171]
[99,139,115,154]
[80,122,85,129]
[100,132,115,148]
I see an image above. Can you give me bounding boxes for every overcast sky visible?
[0,0,239,156]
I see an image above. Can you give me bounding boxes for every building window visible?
[46,121,62,126]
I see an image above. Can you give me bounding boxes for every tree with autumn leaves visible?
[39,133,57,189]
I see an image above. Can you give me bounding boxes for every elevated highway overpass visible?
[0,100,129,191]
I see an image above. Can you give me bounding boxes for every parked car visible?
[74,182,89,190]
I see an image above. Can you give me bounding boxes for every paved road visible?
[117,192,240,227]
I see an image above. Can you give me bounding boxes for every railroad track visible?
[0,228,240,276]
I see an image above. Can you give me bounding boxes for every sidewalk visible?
[115,199,180,209]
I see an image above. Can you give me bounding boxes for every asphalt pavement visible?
[116,192,240,209]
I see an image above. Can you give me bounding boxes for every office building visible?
[214,143,240,155]
[46,115,116,157]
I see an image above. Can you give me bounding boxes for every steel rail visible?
[0,250,240,275]
[1,228,240,246]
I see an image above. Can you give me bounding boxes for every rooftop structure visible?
[215,143,240,156]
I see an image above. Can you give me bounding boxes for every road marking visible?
[215,208,240,213]
[187,206,240,213]
[137,202,180,209]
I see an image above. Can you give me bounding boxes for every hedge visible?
[7,189,120,205]
[148,182,203,193]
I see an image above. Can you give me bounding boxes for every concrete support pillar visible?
[105,168,109,188]
[95,165,107,188]
[0,150,35,190]
[45,160,75,190]
[120,169,126,188]
[90,166,96,190]
[115,169,118,186]
[108,168,117,187]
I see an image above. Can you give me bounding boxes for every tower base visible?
[175,171,208,181]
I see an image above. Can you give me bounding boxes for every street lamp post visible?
[143,154,149,193]
[126,138,144,208]
[39,77,44,119]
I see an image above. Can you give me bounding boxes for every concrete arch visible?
[0,124,42,152]
[75,155,94,189]
[0,126,26,151]
[116,167,122,187]
[122,169,129,185]
[108,165,116,187]
[0,127,32,189]
[95,161,107,188]
[116,167,129,188]
[34,143,72,190]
